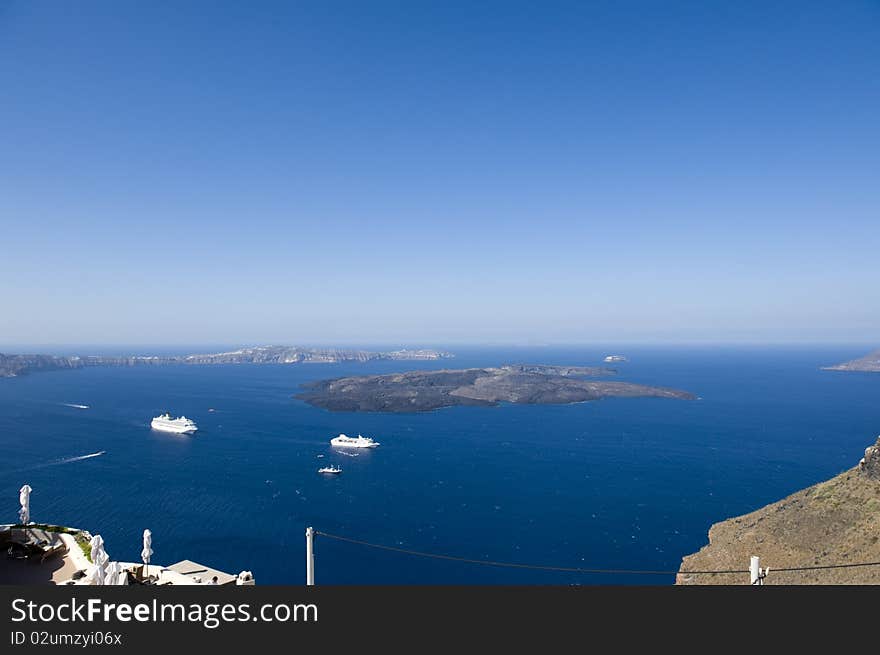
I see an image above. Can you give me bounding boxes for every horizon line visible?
[1,340,876,354]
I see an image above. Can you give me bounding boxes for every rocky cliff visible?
[0,354,84,377]
[822,349,880,372]
[677,436,880,584]
[0,346,453,378]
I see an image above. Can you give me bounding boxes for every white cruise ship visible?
[330,433,379,448]
[151,413,198,434]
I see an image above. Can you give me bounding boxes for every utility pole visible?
[306,527,315,586]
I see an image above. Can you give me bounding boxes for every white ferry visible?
[151,413,198,434]
[603,355,628,363]
[330,433,379,448]
[318,465,342,475]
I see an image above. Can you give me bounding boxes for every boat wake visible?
[62,403,90,410]
[52,451,106,465]
[0,451,106,476]
[338,451,360,457]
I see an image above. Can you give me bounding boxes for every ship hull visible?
[151,420,197,434]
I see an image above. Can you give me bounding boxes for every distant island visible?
[295,364,695,413]
[0,346,453,378]
[677,436,880,585]
[822,348,880,372]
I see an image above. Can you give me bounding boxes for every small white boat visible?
[318,465,342,475]
[330,433,379,448]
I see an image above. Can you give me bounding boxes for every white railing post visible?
[750,555,762,585]
[306,527,315,586]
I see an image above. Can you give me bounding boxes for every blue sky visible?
[1,1,878,347]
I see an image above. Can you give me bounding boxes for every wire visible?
[315,529,880,578]
[772,561,880,572]
[313,530,747,576]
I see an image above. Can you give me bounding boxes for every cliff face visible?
[677,436,880,585]
[180,346,453,365]
[860,439,880,481]
[0,354,83,377]
[0,346,454,378]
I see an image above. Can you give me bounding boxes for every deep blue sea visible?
[1,346,878,584]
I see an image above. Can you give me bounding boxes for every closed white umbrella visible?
[105,561,127,585]
[141,529,153,573]
[18,484,32,525]
[89,535,109,585]
[89,534,107,564]
[83,565,103,585]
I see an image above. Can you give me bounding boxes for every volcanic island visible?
[295,364,695,413]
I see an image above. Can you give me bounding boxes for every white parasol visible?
[88,534,109,585]
[105,561,128,585]
[18,484,32,525]
[141,529,153,571]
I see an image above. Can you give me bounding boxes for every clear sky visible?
[1,1,878,347]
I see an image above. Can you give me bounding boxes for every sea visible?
[1,345,878,585]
